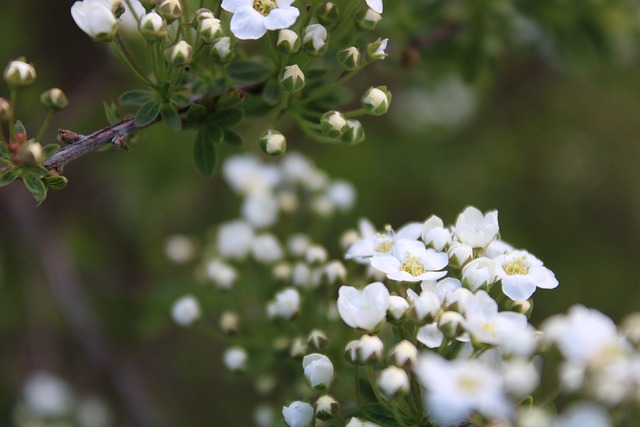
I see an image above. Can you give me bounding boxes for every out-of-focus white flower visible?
[554,401,611,427]
[377,366,409,399]
[165,234,195,263]
[290,337,308,359]
[282,401,314,427]
[303,354,334,390]
[499,324,538,357]
[205,259,237,289]
[345,221,422,262]
[417,322,444,348]
[242,191,280,228]
[292,262,312,288]
[76,397,111,427]
[327,180,356,212]
[324,260,347,284]
[494,250,558,300]
[443,287,474,313]
[483,239,514,258]
[387,295,410,321]
[23,372,74,417]
[223,346,248,372]
[252,233,283,264]
[421,215,452,251]
[415,353,512,425]
[463,291,528,347]
[222,0,300,40]
[365,0,383,13]
[346,418,382,427]
[421,278,462,305]
[305,245,328,264]
[389,340,418,368]
[461,257,497,291]
[370,239,448,282]
[253,404,275,427]
[71,0,119,42]
[171,295,201,326]
[337,282,390,330]
[217,220,254,259]
[223,154,281,195]
[287,234,311,257]
[267,287,300,320]
[357,334,384,364]
[455,206,499,248]
[502,359,539,397]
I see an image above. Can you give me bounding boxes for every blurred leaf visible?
[226,60,274,83]
[160,103,182,132]
[30,166,50,178]
[222,129,243,146]
[263,79,280,106]
[0,142,9,160]
[0,168,18,186]
[171,92,191,108]
[43,144,60,158]
[241,94,272,118]
[193,127,219,177]
[44,175,68,190]
[210,108,244,128]
[119,90,152,107]
[14,120,26,137]
[306,87,355,112]
[22,173,47,205]
[555,31,601,76]
[104,101,119,124]
[361,404,398,427]
[135,100,162,127]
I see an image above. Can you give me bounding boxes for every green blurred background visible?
[1,0,640,425]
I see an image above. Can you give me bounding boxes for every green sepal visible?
[160,103,182,131]
[0,168,19,186]
[210,108,243,128]
[222,129,243,146]
[135,100,162,127]
[170,92,191,108]
[44,175,69,190]
[193,127,219,177]
[22,173,47,205]
[119,90,152,107]
[226,60,274,83]
[104,101,119,124]
[14,120,27,137]
[43,144,60,159]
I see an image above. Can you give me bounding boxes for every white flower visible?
[303,23,328,51]
[223,154,281,194]
[252,233,283,264]
[217,220,254,259]
[324,260,347,284]
[365,0,383,13]
[282,401,314,427]
[222,0,300,40]
[461,257,497,291]
[327,180,356,212]
[554,402,611,427]
[76,397,112,427]
[499,324,538,357]
[268,287,300,320]
[367,38,388,60]
[242,191,280,228]
[494,250,558,300]
[415,353,512,425]
[287,233,312,257]
[171,295,201,326]
[205,259,237,289]
[345,220,422,262]
[463,291,528,347]
[302,354,334,390]
[455,206,499,248]
[223,346,248,372]
[337,282,390,330]
[305,245,328,264]
[389,340,418,368]
[292,262,312,288]
[421,215,452,251]
[23,372,73,417]
[443,287,474,313]
[71,0,119,41]
[502,359,539,397]
[377,366,409,399]
[346,418,381,427]
[253,404,275,427]
[165,234,195,263]
[370,239,448,282]
[417,322,444,348]
[421,277,462,305]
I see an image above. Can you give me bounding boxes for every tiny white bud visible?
[461,257,497,291]
[287,234,311,257]
[324,260,347,284]
[219,310,241,335]
[438,311,465,339]
[272,261,293,282]
[211,37,234,63]
[337,47,360,70]
[251,233,283,264]
[307,330,329,352]
[388,340,417,368]
[156,0,183,22]
[367,38,388,60]
[70,1,118,42]
[357,334,383,364]
[198,17,223,44]
[259,129,287,156]
[268,287,300,321]
[171,295,201,326]
[18,141,45,167]
[357,7,382,30]
[40,88,68,111]
[302,24,328,55]
[314,394,339,420]
[139,12,167,41]
[277,29,301,54]
[377,366,410,399]
[282,401,314,427]
[279,64,306,92]
[165,235,195,263]
[387,295,410,322]
[341,119,365,145]
[4,60,36,87]
[223,346,248,372]
[290,337,308,359]
[205,259,237,289]
[305,245,328,264]
[165,40,193,66]
[320,111,348,138]
[448,242,474,267]
[362,86,391,116]
[303,353,334,391]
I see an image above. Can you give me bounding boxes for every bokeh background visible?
[1,0,640,425]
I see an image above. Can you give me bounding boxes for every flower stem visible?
[8,88,16,142]
[110,39,153,85]
[35,111,53,142]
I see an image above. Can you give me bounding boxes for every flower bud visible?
[324,260,347,285]
[282,401,314,427]
[302,24,328,56]
[362,86,391,116]
[272,262,292,282]
[388,340,417,368]
[156,0,183,22]
[448,242,473,268]
[320,111,347,138]
[279,64,305,93]
[505,299,533,317]
[4,60,36,87]
[357,334,383,364]
[17,141,45,166]
[438,311,465,339]
[357,7,382,30]
[139,12,168,41]
[314,395,339,421]
[290,337,308,359]
[377,366,410,399]
[165,40,193,66]
[139,0,160,10]
[259,129,287,156]
[267,287,300,321]
[40,88,68,111]
[367,38,388,60]
[317,2,339,25]
[194,7,215,21]
[211,37,234,63]
[198,17,223,44]
[302,353,334,391]
[461,257,496,291]
[219,310,241,335]
[340,119,365,145]
[223,346,248,372]
[70,0,118,42]
[307,330,329,352]
[277,29,300,54]
[387,295,410,323]
[443,287,473,313]
[171,294,201,326]
[337,47,360,71]
[0,98,12,121]
[344,340,359,364]
[305,245,327,265]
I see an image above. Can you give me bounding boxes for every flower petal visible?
[221,0,251,12]
[230,7,267,39]
[501,275,537,300]
[264,6,299,30]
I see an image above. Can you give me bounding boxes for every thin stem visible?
[110,41,153,85]
[35,111,53,142]
[9,88,16,142]
[355,365,362,406]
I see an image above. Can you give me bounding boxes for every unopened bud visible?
[344,340,359,365]
[4,60,36,87]
[211,37,234,63]
[357,334,383,364]
[317,2,339,25]
[438,311,465,339]
[40,88,68,111]
[367,37,388,61]
[219,310,241,335]
[377,366,410,399]
[356,7,382,30]
[320,111,347,138]
[139,0,160,10]
[307,329,329,352]
[324,260,347,285]
[156,0,183,22]
[302,24,328,56]
[448,242,473,268]
[0,98,12,121]
[198,17,223,44]
[314,395,339,421]
[290,337,308,359]
[388,340,417,368]
[362,86,391,116]
[165,40,193,66]
[18,141,45,166]
[139,12,168,41]
[337,47,360,71]
[505,299,533,317]
[387,295,410,323]
[279,64,305,93]
[340,119,365,145]
[276,29,300,54]
[194,8,215,21]
[223,346,248,372]
[259,129,286,156]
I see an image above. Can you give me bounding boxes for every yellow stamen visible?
[253,0,276,15]
[457,376,481,392]
[504,257,528,276]
[400,254,425,277]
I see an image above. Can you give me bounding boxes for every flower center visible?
[479,321,496,335]
[504,257,528,276]
[400,254,425,277]
[456,376,481,393]
[253,0,277,16]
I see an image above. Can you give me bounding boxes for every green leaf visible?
[361,404,401,427]
[170,92,191,108]
[0,168,19,186]
[44,175,68,190]
[30,166,50,178]
[119,90,152,107]
[43,144,60,159]
[104,101,119,124]
[135,100,162,127]
[186,104,207,123]
[0,141,10,160]
[226,60,274,83]
[210,108,244,128]
[160,103,182,132]
[203,124,224,144]
[262,79,280,106]
[193,129,218,177]
[222,129,243,146]
[23,173,47,205]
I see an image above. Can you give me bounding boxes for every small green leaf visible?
[0,142,10,160]
[193,129,218,177]
[14,120,26,137]
[203,124,224,144]
[135,100,162,127]
[262,79,280,106]
[185,104,207,124]
[119,90,152,107]
[23,173,47,205]
[226,60,274,83]
[0,168,19,186]
[222,129,243,146]
[30,166,50,178]
[210,108,244,128]
[170,92,191,108]
[43,144,60,159]
[44,175,68,190]
[104,101,119,124]
[160,103,182,132]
